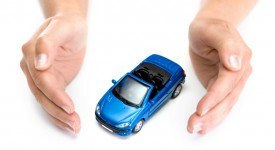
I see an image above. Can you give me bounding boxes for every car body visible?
[95,54,186,136]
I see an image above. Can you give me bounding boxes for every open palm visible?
[187,18,252,134]
[21,15,87,134]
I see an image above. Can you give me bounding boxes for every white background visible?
[1,0,275,149]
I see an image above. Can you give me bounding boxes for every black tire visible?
[172,84,182,98]
[132,119,144,133]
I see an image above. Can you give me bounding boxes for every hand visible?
[20,14,87,134]
[187,18,252,134]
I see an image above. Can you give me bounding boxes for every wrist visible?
[194,9,232,27]
[40,0,88,19]
[56,4,87,20]
[194,0,257,27]
[55,11,87,23]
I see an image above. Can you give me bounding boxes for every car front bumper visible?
[95,113,132,136]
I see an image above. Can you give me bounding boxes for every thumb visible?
[201,20,246,72]
[218,40,245,72]
[34,37,57,70]
[34,18,71,70]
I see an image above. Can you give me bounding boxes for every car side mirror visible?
[112,79,117,84]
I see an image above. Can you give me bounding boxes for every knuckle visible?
[36,35,52,50]
[189,20,201,35]
[20,59,26,71]
[245,47,253,59]
[36,35,49,45]
[21,41,32,56]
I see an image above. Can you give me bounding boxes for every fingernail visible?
[61,105,71,114]
[229,55,240,69]
[193,122,202,133]
[35,53,47,68]
[65,127,76,135]
[200,108,209,116]
[66,120,75,129]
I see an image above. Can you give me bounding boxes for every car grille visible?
[95,113,129,133]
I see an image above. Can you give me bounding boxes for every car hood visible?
[100,92,140,123]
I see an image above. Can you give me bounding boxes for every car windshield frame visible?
[112,75,150,107]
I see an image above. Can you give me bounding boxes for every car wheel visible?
[132,120,144,133]
[172,84,182,98]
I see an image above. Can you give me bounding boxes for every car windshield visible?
[112,76,149,107]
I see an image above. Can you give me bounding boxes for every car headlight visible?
[96,105,100,115]
[117,122,130,128]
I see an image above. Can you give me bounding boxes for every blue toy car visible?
[95,54,186,136]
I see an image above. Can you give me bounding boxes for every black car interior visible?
[133,62,171,99]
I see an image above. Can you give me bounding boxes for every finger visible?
[218,39,252,72]
[23,17,53,47]
[34,18,73,70]
[22,55,75,115]
[196,19,249,71]
[205,20,252,72]
[48,114,80,135]
[21,19,76,114]
[188,64,252,134]
[196,42,252,117]
[22,17,53,66]
[21,59,81,133]
[40,92,81,134]
[187,113,201,134]
[196,65,244,117]
[21,59,44,102]
[32,71,75,114]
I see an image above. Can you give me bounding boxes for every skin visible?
[21,0,257,135]
[20,0,88,134]
[187,0,257,134]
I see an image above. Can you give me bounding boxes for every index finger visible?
[33,71,75,114]
[196,65,244,116]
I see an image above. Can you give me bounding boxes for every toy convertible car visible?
[95,54,186,136]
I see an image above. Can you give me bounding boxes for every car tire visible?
[172,84,182,98]
[132,119,144,133]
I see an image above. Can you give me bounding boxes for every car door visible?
[148,86,169,116]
